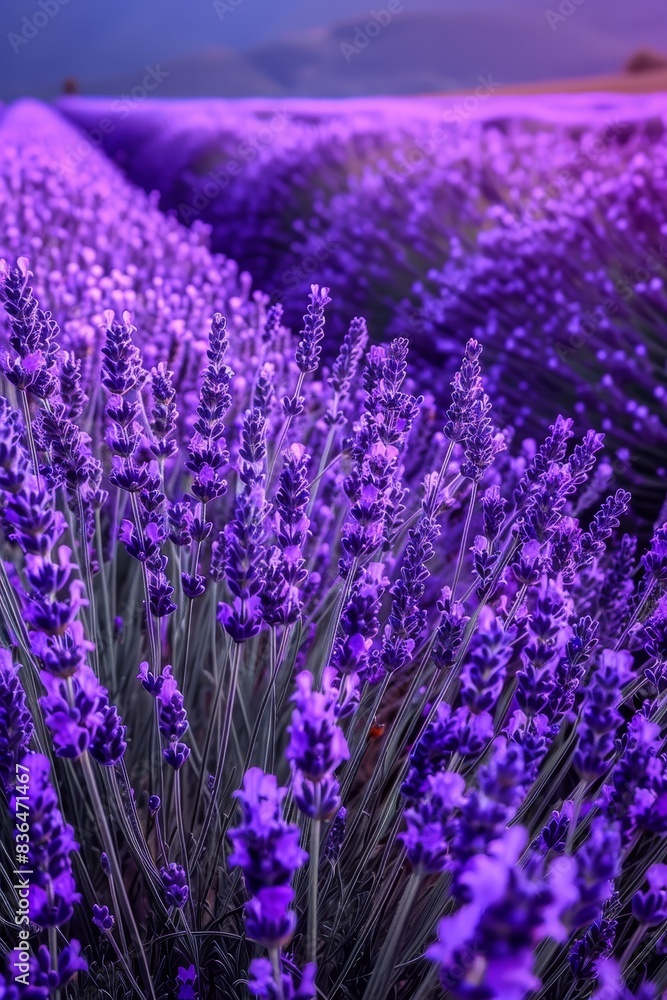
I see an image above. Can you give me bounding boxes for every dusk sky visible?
[2,0,666,99]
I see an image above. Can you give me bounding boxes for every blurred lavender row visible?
[54,93,667,521]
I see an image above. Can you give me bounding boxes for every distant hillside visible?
[84,9,637,98]
[3,0,667,100]
[90,47,280,99]
[489,65,667,96]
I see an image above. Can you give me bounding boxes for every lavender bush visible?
[1,97,667,1000]
[1,251,667,998]
[0,100,257,392]
[58,96,667,517]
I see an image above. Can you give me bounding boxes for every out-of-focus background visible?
[3,0,667,522]
[2,0,667,100]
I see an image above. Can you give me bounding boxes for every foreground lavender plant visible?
[2,248,667,1000]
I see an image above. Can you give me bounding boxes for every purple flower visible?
[286,668,350,783]
[461,609,515,714]
[228,768,308,894]
[331,563,387,677]
[400,772,466,875]
[3,940,86,997]
[30,620,94,678]
[11,753,80,927]
[101,310,145,396]
[575,490,632,570]
[245,886,297,948]
[164,744,191,774]
[427,828,577,1000]
[452,740,530,867]
[89,703,127,767]
[0,257,58,399]
[176,964,198,1000]
[238,407,267,489]
[248,958,316,999]
[402,704,493,804]
[432,589,469,672]
[58,350,87,420]
[0,649,33,794]
[374,513,439,676]
[148,362,178,459]
[604,713,665,841]
[592,960,658,1000]
[294,284,331,375]
[137,662,189,767]
[160,863,189,909]
[574,651,633,783]
[92,903,115,932]
[292,770,342,821]
[324,806,347,864]
[155,664,188,741]
[218,486,267,642]
[632,864,667,925]
[261,443,310,626]
[569,909,617,982]
[460,393,505,482]
[186,311,233,504]
[40,665,107,759]
[534,805,572,856]
[0,396,30,496]
[327,315,368,419]
[262,303,284,346]
[443,338,483,444]
[569,819,621,929]
[168,500,194,547]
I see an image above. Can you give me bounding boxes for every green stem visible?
[80,752,157,1000]
[616,580,655,649]
[267,372,304,483]
[95,509,115,684]
[425,440,455,517]
[76,490,99,676]
[565,781,587,854]
[620,925,645,971]
[102,927,149,1000]
[362,872,421,1000]
[48,925,60,1000]
[191,643,241,870]
[306,419,337,517]
[270,949,285,1000]
[189,633,230,838]
[451,481,477,598]
[308,787,322,967]
[174,768,198,946]
[20,391,41,489]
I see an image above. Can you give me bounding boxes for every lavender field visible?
[1,92,667,1000]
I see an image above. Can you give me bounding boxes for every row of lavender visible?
[0,98,666,999]
[57,94,667,522]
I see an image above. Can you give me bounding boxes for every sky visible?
[1,0,666,100]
